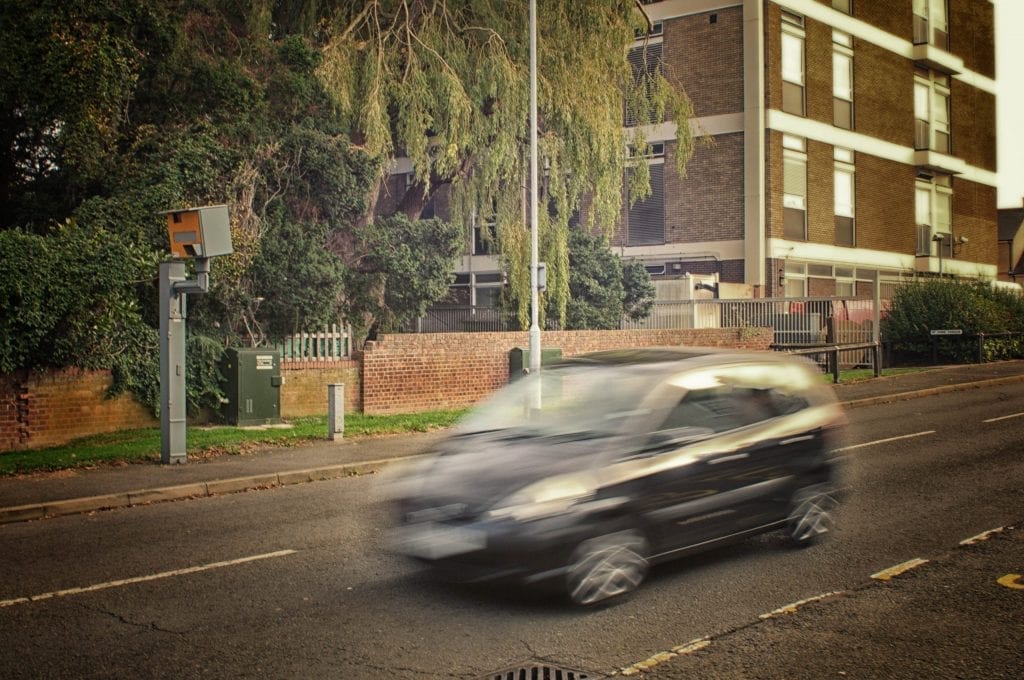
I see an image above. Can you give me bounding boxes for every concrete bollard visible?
[328,383,345,441]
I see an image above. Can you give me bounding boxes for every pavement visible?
[2,360,1024,525]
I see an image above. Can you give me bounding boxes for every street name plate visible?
[930,329,963,335]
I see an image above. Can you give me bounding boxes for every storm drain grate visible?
[477,661,605,680]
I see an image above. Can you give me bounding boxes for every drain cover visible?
[477,661,604,680]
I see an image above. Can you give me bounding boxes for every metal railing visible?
[273,324,350,362]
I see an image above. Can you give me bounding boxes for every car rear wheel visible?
[566,530,649,606]
[787,485,836,547]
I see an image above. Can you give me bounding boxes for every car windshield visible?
[457,363,662,438]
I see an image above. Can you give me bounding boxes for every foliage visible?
[0,222,155,374]
[546,228,655,330]
[318,0,696,326]
[346,214,463,334]
[882,280,1024,362]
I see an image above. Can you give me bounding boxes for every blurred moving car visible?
[386,348,847,605]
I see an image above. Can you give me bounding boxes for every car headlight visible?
[484,476,595,522]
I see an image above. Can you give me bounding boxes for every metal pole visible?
[528,0,541,377]
[159,261,188,464]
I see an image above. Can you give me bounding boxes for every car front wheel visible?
[787,484,837,547]
[566,530,649,606]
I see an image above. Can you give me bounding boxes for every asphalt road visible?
[1,382,1022,679]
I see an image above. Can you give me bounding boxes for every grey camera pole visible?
[159,258,211,464]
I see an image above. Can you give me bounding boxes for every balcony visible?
[912,43,964,75]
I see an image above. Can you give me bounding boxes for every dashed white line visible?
[0,549,298,608]
[983,412,1024,423]
[832,430,935,453]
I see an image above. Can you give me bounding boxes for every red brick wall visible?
[0,370,156,453]
[280,360,362,417]
[664,7,744,118]
[950,0,995,78]
[360,328,774,415]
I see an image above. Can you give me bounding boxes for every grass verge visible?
[0,410,465,477]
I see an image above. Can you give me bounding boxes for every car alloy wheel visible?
[566,530,649,606]
[787,485,837,547]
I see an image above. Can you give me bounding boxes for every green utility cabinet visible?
[221,348,282,426]
[508,347,562,381]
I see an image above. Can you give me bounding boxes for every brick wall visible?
[952,178,998,266]
[667,133,745,243]
[280,360,362,417]
[855,154,917,254]
[664,7,743,118]
[360,328,774,415]
[0,370,157,453]
[951,0,995,78]
[854,39,914,147]
[952,82,996,173]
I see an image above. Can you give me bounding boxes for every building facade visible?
[614,0,997,299]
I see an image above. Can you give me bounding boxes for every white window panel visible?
[833,51,852,100]
[782,32,804,85]
[834,168,854,217]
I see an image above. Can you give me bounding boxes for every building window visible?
[835,267,855,296]
[834,147,855,247]
[783,135,807,241]
[783,261,807,298]
[832,0,851,14]
[781,12,806,116]
[626,162,665,246]
[916,174,952,256]
[914,70,950,153]
[832,31,854,129]
[913,0,948,49]
[626,42,664,127]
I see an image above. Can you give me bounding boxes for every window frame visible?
[834,147,855,247]
[914,71,951,154]
[783,135,807,241]
[781,13,806,116]
[832,31,854,129]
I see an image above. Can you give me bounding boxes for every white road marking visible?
[0,549,297,608]
[982,412,1024,423]
[832,430,935,453]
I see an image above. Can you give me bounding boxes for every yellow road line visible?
[871,558,929,581]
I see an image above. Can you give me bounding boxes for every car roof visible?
[555,347,794,368]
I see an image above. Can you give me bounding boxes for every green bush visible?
[882,280,1024,363]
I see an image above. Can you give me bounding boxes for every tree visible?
[549,227,655,330]
[317,0,695,326]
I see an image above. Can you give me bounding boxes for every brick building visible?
[609,0,998,300]
[390,0,998,306]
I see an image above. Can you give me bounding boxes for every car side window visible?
[660,388,770,433]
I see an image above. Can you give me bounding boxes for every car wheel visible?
[566,530,649,606]
[787,485,837,547]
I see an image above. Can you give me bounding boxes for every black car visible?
[385,348,847,605]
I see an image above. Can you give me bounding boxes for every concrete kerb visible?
[4,371,1024,526]
[0,456,428,526]
[839,374,1024,409]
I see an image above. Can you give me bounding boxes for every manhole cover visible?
[477,661,605,680]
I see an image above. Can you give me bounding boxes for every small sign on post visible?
[328,383,345,441]
[930,329,963,335]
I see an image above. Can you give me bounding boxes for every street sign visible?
[930,329,963,335]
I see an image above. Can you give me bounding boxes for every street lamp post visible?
[528,0,541,377]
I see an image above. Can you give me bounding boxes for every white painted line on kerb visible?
[832,431,935,453]
[983,412,1024,423]
[871,558,929,581]
[0,549,297,608]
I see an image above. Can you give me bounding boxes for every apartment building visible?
[616,0,997,299]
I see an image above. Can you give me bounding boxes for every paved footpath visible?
[2,360,1024,525]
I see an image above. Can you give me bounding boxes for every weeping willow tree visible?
[318,0,695,325]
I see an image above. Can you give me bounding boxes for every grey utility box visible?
[508,347,562,381]
[221,348,282,426]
